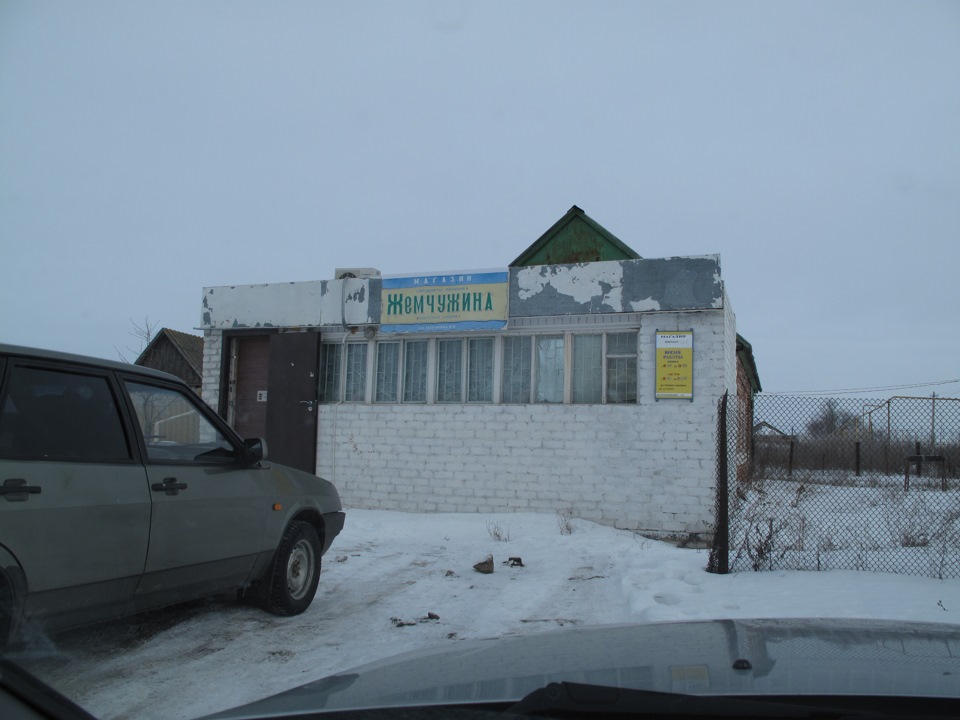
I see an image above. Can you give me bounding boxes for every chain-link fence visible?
[710,394,960,579]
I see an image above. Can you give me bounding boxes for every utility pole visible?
[930,392,937,449]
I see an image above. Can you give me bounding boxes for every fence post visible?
[788,440,794,478]
[708,392,729,574]
[915,441,922,477]
[855,441,861,477]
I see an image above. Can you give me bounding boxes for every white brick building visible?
[200,207,758,541]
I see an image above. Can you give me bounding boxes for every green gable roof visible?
[510,205,641,267]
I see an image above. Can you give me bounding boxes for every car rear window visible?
[0,365,132,462]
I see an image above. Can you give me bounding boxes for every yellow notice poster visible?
[656,331,693,399]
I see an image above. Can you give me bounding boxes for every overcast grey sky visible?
[1,1,957,396]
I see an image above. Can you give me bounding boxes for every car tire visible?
[262,521,321,616]
[0,578,16,648]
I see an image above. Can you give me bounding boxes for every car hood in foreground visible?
[203,617,960,718]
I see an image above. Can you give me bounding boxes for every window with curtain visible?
[467,338,494,402]
[344,343,367,402]
[436,339,462,403]
[375,341,400,402]
[318,328,636,407]
[535,335,564,403]
[572,334,603,403]
[501,335,532,403]
[402,340,428,402]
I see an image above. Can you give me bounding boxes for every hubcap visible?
[286,539,315,600]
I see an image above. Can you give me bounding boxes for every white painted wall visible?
[315,308,731,539]
[202,278,377,331]
[201,329,224,410]
[199,260,739,539]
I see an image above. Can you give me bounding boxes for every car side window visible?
[0,365,132,462]
[123,380,237,463]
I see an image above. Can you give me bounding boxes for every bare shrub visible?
[486,521,511,542]
[884,490,933,548]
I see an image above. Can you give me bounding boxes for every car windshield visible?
[1,2,958,719]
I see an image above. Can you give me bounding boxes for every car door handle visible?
[151,477,188,496]
[1,478,42,502]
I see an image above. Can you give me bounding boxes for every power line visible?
[765,378,960,396]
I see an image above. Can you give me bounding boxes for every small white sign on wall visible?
[256,390,268,402]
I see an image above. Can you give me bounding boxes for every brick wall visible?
[316,309,731,539]
[201,304,735,539]
[201,330,223,411]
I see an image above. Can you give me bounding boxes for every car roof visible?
[0,342,184,383]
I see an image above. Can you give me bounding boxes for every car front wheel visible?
[262,521,321,616]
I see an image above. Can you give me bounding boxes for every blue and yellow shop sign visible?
[381,271,509,333]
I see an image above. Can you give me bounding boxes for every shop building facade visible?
[200,207,757,540]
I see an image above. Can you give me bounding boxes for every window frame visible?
[121,377,242,465]
[571,333,603,404]
[436,338,464,403]
[0,360,137,464]
[501,335,533,404]
[316,327,639,406]
[467,337,494,403]
[604,331,638,404]
[343,342,369,403]
[374,340,401,403]
[319,341,343,403]
[570,331,639,405]
[402,339,429,403]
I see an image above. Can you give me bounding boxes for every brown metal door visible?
[265,332,321,473]
[230,335,270,440]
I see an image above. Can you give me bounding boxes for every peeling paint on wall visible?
[201,255,719,331]
[510,255,722,318]
[319,278,380,327]
[200,281,326,329]
[517,262,624,306]
[630,297,661,312]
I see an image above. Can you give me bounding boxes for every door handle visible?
[2,478,42,502]
[151,477,188,496]
[299,400,315,412]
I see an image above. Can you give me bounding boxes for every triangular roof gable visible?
[510,205,640,267]
[136,328,204,378]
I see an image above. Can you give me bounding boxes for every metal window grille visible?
[605,332,637,404]
[402,340,428,402]
[502,335,532,404]
[374,341,400,402]
[319,343,342,402]
[436,339,462,403]
[343,343,367,402]
[467,338,494,402]
[572,334,602,404]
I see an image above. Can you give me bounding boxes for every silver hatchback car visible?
[0,343,344,645]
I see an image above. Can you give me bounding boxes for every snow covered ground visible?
[12,509,960,720]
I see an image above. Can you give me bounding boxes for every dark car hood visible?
[202,618,960,718]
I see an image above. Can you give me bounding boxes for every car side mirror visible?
[242,437,267,465]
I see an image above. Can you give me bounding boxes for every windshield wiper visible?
[508,681,876,718]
